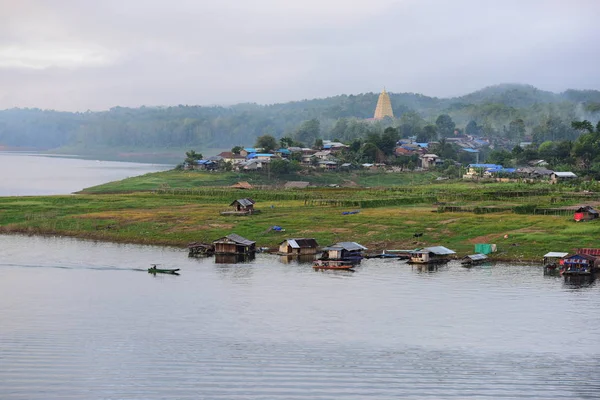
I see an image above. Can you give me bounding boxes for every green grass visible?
[2,180,599,261]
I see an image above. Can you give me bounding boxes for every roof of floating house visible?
[544,252,569,258]
[322,242,367,251]
[279,238,319,248]
[464,254,488,261]
[214,234,255,246]
[416,246,456,255]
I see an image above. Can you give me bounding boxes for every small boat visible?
[148,265,180,274]
[313,260,354,271]
[461,253,488,266]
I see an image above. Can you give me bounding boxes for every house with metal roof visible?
[278,238,319,255]
[550,171,577,184]
[213,234,256,255]
[409,246,456,264]
[321,242,367,261]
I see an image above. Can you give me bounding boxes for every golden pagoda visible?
[373,88,394,119]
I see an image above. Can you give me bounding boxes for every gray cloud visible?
[0,0,599,110]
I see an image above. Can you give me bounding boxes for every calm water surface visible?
[0,152,171,196]
[0,235,598,399]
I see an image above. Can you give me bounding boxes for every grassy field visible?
[2,171,600,261]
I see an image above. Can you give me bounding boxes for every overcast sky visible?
[1,0,599,111]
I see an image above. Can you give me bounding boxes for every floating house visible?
[187,242,215,257]
[321,242,367,261]
[561,254,598,276]
[278,238,319,256]
[543,251,568,274]
[574,206,599,222]
[461,253,488,266]
[409,246,456,264]
[213,234,256,255]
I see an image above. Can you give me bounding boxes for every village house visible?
[213,234,256,255]
[278,238,319,255]
[409,246,456,264]
[274,148,291,158]
[418,154,442,169]
[247,153,275,162]
[217,151,246,165]
[321,242,367,261]
[228,198,255,214]
[574,206,599,222]
[240,147,259,157]
[322,140,349,152]
[318,160,338,170]
[550,171,577,184]
[515,167,554,179]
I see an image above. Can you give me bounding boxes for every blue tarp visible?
[342,210,360,215]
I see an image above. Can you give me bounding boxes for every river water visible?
[0,235,598,399]
[1,153,599,398]
[0,152,170,196]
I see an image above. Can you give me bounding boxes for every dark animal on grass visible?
[413,233,423,238]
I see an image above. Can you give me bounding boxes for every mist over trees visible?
[0,83,599,152]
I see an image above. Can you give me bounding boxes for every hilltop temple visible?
[373,88,394,119]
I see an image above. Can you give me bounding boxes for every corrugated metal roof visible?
[465,253,488,261]
[553,171,577,178]
[323,242,367,251]
[422,246,456,255]
[214,233,255,246]
[280,238,318,248]
[544,252,568,258]
[230,198,255,207]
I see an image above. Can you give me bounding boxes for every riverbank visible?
[1,173,599,261]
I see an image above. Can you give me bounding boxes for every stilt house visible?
[213,234,256,255]
[278,238,319,255]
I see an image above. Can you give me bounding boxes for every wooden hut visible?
[320,242,367,261]
[574,206,599,222]
[221,198,258,215]
[278,238,319,255]
[213,234,256,255]
[409,246,456,264]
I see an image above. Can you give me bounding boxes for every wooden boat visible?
[148,265,180,274]
[313,260,354,271]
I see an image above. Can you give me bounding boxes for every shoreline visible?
[0,229,544,264]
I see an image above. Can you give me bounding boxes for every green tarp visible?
[475,243,494,255]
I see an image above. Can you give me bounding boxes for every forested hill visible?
[1,83,599,151]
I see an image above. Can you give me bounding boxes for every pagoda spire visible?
[373,88,394,119]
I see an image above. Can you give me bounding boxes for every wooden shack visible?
[278,238,319,255]
[321,242,367,261]
[213,234,256,255]
[574,206,599,222]
[409,246,456,264]
[221,198,259,216]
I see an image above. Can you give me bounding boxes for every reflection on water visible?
[278,254,318,265]
[215,253,256,264]
[563,274,597,289]
[0,234,599,400]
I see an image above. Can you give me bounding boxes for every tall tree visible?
[255,134,278,152]
[435,114,456,138]
[294,119,320,147]
[184,149,203,165]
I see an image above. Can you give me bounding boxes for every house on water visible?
[574,206,599,222]
[278,238,319,256]
[409,246,456,264]
[321,242,367,261]
[213,234,256,255]
[561,253,598,276]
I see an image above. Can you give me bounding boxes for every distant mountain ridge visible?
[0,83,599,151]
